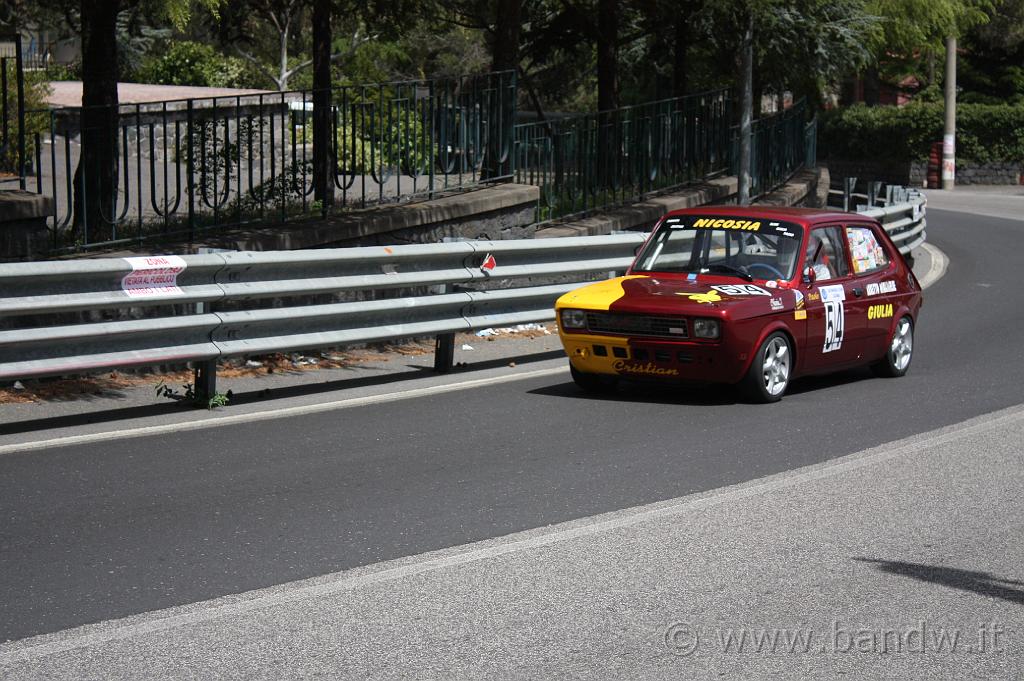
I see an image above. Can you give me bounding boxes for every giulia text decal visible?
[868,303,894,319]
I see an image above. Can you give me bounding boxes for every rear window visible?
[845,225,890,275]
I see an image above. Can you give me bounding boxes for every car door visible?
[801,225,867,372]
[845,222,899,356]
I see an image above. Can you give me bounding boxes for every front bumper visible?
[558,330,749,384]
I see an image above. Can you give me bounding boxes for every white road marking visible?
[2,403,1022,664]
[0,367,568,457]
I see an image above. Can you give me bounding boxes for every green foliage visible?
[337,114,434,175]
[43,61,82,81]
[1,62,51,172]
[136,40,253,88]
[232,160,312,215]
[864,0,991,53]
[155,380,232,409]
[820,102,1024,163]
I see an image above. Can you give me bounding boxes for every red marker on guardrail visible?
[480,253,496,273]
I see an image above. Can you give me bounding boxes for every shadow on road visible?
[0,350,566,437]
[856,557,1024,606]
[529,367,877,406]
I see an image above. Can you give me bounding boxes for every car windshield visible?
[633,215,804,280]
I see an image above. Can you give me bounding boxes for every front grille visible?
[586,312,689,339]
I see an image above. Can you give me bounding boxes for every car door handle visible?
[852,288,863,298]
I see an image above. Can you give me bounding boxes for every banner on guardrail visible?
[121,256,187,298]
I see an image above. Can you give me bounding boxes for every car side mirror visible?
[802,266,816,286]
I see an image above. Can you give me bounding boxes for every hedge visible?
[135,41,255,89]
[820,103,1024,164]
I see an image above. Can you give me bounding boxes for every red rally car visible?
[555,207,922,402]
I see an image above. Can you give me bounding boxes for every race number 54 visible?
[823,300,845,353]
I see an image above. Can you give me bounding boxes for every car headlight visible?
[692,318,720,339]
[560,308,588,330]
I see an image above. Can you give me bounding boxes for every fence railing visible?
[729,99,812,199]
[16,71,516,252]
[513,89,732,222]
[0,35,27,182]
[0,192,927,392]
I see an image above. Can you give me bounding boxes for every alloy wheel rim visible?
[762,337,790,396]
[891,318,913,371]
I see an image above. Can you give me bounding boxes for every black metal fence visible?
[0,34,27,185]
[513,89,732,222]
[730,98,814,199]
[3,49,819,252]
[19,71,515,251]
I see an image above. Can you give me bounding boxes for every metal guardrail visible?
[828,180,927,256]
[0,234,644,392]
[0,195,927,392]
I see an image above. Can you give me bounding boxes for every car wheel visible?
[740,332,792,403]
[570,364,618,393]
[872,315,914,378]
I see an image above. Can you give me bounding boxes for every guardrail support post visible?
[843,177,857,211]
[194,359,218,403]
[194,298,218,402]
[434,282,457,373]
[434,332,455,373]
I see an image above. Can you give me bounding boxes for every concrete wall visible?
[0,191,55,262]
[830,158,1022,188]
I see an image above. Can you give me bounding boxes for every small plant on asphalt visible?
[155,381,233,409]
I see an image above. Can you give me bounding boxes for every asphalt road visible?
[1,207,1022,652]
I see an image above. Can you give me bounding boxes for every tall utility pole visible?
[738,12,753,206]
[942,36,956,191]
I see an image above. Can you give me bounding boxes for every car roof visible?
[661,205,875,227]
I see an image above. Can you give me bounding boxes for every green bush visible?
[136,41,253,89]
[1,62,51,173]
[336,116,434,175]
[820,103,1024,164]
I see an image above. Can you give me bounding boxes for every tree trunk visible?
[491,0,521,73]
[597,0,618,112]
[738,12,753,206]
[485,0,521,180]
[312,0,333,209]
[279,20,290,90]
[672,11,688,98]
[864,64,880,106]
[73,0,120,237]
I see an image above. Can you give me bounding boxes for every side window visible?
[845,225,890,275]
[806,226,849,281]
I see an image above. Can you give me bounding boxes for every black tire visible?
[570,364,618,393]
[739,332,793,403]
[871,315,914,378]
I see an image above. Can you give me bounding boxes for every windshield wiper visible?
[705,264,753,282]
